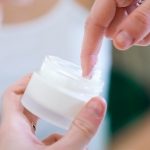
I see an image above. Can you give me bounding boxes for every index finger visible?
[1,75,31,120]
[81,0,116,77]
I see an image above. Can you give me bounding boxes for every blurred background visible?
[0,0,150,150]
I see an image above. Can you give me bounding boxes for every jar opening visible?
[39,55,103,97]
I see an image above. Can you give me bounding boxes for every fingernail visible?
[82,64,93,79]
[82,71,92,79]
[115,31,133,49]
[87,99,103,118]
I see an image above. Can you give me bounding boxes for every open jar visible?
[22,56,103,129]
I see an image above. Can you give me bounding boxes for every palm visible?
[0,76,60,150]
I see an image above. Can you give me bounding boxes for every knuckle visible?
[85,16,106,31]
[133,10,150,29]
[73,118,94,138]
[85,17,95,29]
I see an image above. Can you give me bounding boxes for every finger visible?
[42,133,63,145]
[1,74,40,135]
[106,8,127,39]
[23,108,39,133]
[136,33,150,46]
[64,97,106,149]
[8,74,31,94]
[126,0,139,14]
[81,0,134,77]
[81,0,116,77]
[2,74,31,119]
[114,0,150,50]
[52,97,106,150]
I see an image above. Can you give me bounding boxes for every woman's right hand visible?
[81,0,150,77]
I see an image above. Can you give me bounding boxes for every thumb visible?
[53,97,106,150]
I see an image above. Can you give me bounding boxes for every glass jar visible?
[22,55,103,129]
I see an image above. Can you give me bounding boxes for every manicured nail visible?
[115,31,133,49]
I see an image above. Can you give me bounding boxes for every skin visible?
[1,0,149,148]
[0,0,150,75]
[0,1,107,149]
[0,75,106,150]
[1,0,150,75]
[81,0,150,77]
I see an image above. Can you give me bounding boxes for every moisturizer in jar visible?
[22,56,103,129]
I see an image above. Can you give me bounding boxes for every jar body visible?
[22,56,102,129]
[22,73,86,129]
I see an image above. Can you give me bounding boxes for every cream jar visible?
[22,56,103,129]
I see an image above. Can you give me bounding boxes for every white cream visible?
[22,56,103,129]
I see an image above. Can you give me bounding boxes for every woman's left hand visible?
[0,75,106,150]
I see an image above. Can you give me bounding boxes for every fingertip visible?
[113,40,128,51]
[78,96,107,126]
[82,69,93,79]
[16,73,32,84]
[81,54,98,78]
[23,73,32,80]
[88,96,107,116]
[81,54,90,78]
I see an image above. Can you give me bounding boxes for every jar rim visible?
[39,55,103,96]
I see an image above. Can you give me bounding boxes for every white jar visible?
[22,56,103,129]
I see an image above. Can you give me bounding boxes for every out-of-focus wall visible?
[113,46,150,94]
[108,40,150,150]
[109,112,150,150]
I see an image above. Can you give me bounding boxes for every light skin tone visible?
[0,75,106,150]
[81,0,150,76]
[1,0,149,75]
[0,1,107,149]
[1,0,149,148]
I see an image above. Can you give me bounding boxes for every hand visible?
[0,75,106,150]
[81,0,150,76]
